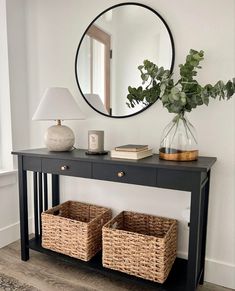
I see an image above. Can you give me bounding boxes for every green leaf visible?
[126,49,235,113]
[171,87,180,94]
[160,84,166,97]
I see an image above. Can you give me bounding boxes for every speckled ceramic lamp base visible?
[44,122,75,152]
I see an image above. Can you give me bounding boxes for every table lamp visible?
[32,87,85,151]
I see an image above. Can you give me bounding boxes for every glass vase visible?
[159,113,198,161]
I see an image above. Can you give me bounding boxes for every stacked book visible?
[111,144,153,160]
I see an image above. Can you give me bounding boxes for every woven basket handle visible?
[53,210,61,216]
[51,206,63,217]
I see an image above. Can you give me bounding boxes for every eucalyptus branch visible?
[126,49,235,114]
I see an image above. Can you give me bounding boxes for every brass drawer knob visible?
[60,165,68,171]
[117,171,125,178]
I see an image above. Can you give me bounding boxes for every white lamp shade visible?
[85,94,109,115]
[32,87,85,120]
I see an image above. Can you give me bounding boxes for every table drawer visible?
[157,169,196,191]
[42,158,91,178]
[23,156,42,172]
[93,163,156,187]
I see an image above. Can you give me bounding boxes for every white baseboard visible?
[205,258,235,289]
[177,251,235,289]
[0,218,33,249]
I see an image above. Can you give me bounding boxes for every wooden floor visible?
[0,240,232,291]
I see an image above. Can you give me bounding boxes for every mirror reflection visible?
[76,4,174,117]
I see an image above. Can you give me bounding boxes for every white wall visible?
[6,0,30,153]
[0,172,21,248]
[4,0,235,288]
[0,0,31,248]
[0,0,13,170]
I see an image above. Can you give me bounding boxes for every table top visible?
[12,148,217,172]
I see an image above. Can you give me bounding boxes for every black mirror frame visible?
[75,2,175,119]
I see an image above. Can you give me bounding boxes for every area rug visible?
[0,273,38,291]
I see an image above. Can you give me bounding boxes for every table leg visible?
[187,173,202,291]
[199,171,211,284]
[18,156,29,261]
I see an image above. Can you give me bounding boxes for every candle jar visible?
[88,130,104,153]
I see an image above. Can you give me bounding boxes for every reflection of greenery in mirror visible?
[75,3,174,118]
[126,60,170,108]
[127,49,235,114]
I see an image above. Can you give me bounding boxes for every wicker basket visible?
[42,200,112,261]
[102,211,177,283]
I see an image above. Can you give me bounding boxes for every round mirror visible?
[75,3,175,118]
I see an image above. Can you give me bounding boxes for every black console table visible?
[12,148,216,291]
